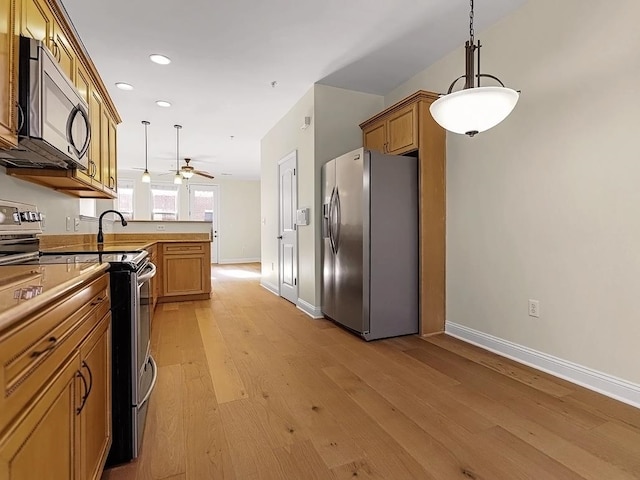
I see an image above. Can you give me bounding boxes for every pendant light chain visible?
[469,0,474,44]
[144,121,149,170]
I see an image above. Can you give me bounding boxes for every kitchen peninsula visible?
[40,232,213,306]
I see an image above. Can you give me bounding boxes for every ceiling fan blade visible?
[194,170,215,179]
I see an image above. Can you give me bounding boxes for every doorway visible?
[188,184,220,264]
[278,151,298,304]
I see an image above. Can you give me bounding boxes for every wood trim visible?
[156,293,211,304]
[359,90,440,129]
[417,99,446,335]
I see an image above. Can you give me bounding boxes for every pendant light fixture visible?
[173,124,183,185]
[141,120,151,183]
[429,0,519,136]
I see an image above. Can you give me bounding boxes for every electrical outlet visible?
[528,299,540,318]
[66,216,72,232]
[74,217,80,232]
[156,224,166,231]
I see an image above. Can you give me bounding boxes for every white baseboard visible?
[296,298,324,319]
[218,257,261,264]
[446,322,640,409]
[260,280,279,296]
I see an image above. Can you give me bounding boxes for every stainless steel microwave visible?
[0,37,90,170]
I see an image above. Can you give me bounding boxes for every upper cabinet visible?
[0,0,19,149]
[1,0,121,198]
[362,102,419,155]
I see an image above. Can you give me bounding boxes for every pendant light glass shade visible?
[430,87,519,136]
[141,120,151,182]
[430,0,519,136]
[173,172,183,184]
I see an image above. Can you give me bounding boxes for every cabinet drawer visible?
[162,243,205,255]
[0,274,109,429]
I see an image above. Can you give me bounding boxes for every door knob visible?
[277,235,283,240]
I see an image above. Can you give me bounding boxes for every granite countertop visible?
[40,239,210,254]
[0,262,110,332]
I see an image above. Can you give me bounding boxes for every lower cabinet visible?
[0,353,79,479]
[159,242,211,301]
[0,272,112,480]
[78,314,111,480]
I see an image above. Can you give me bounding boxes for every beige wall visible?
[117,170,261,263]
[260,87,315,295]
[260,85,382,307]
[387,0,640,384]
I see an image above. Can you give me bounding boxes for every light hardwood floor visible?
[103,264,640,480]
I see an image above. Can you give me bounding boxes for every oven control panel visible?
[0,200,42,233]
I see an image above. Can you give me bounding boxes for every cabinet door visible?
[78,314,111,480]
[362,120,386,153]
[107,118,117,193]
[162,254,207,296]
[51,21,74,81]
[0,0,18,148]
[100,109,109,191]
[21,0,53,45]
[74,63,95,185]
[0,353,80,480]
[89,89,102,186]
[387,103,418,154]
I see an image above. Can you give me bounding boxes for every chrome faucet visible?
[97,210,128,244]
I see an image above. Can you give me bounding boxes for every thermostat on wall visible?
[296,208,310,226]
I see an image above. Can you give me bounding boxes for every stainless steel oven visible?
[37,249,158,465]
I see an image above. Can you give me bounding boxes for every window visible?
[150,183,179,221]
[189,186,214,221]
[117,179,134,220]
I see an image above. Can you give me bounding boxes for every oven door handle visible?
[137,262,157,284]
[138,355,157,409]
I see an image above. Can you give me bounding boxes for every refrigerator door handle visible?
[328,187,337,254]
[334,187,341,253]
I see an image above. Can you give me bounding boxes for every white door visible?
[188,184,220,264]
[278,151,298,304]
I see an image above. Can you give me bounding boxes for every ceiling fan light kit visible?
[429,0,519,136]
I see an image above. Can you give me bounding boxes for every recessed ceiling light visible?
[115,82,134,91]
[156,100,171,108]
[150,54,171,65]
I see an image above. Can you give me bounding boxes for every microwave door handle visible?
[66,104,91,159]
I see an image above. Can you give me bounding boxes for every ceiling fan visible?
[179,158,214,180]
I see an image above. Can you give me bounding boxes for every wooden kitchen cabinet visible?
[2,0,121,198]
[159,242,212,302]
[362,102,418,155]
[0,272,112,480]
[0,0,19,149]
[0,352,80,480]
[78,314,111,480]
[361,91,446,335]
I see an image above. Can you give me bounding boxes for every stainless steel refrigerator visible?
[321,148,419,340]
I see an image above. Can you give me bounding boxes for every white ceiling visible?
[60,0,525,179]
